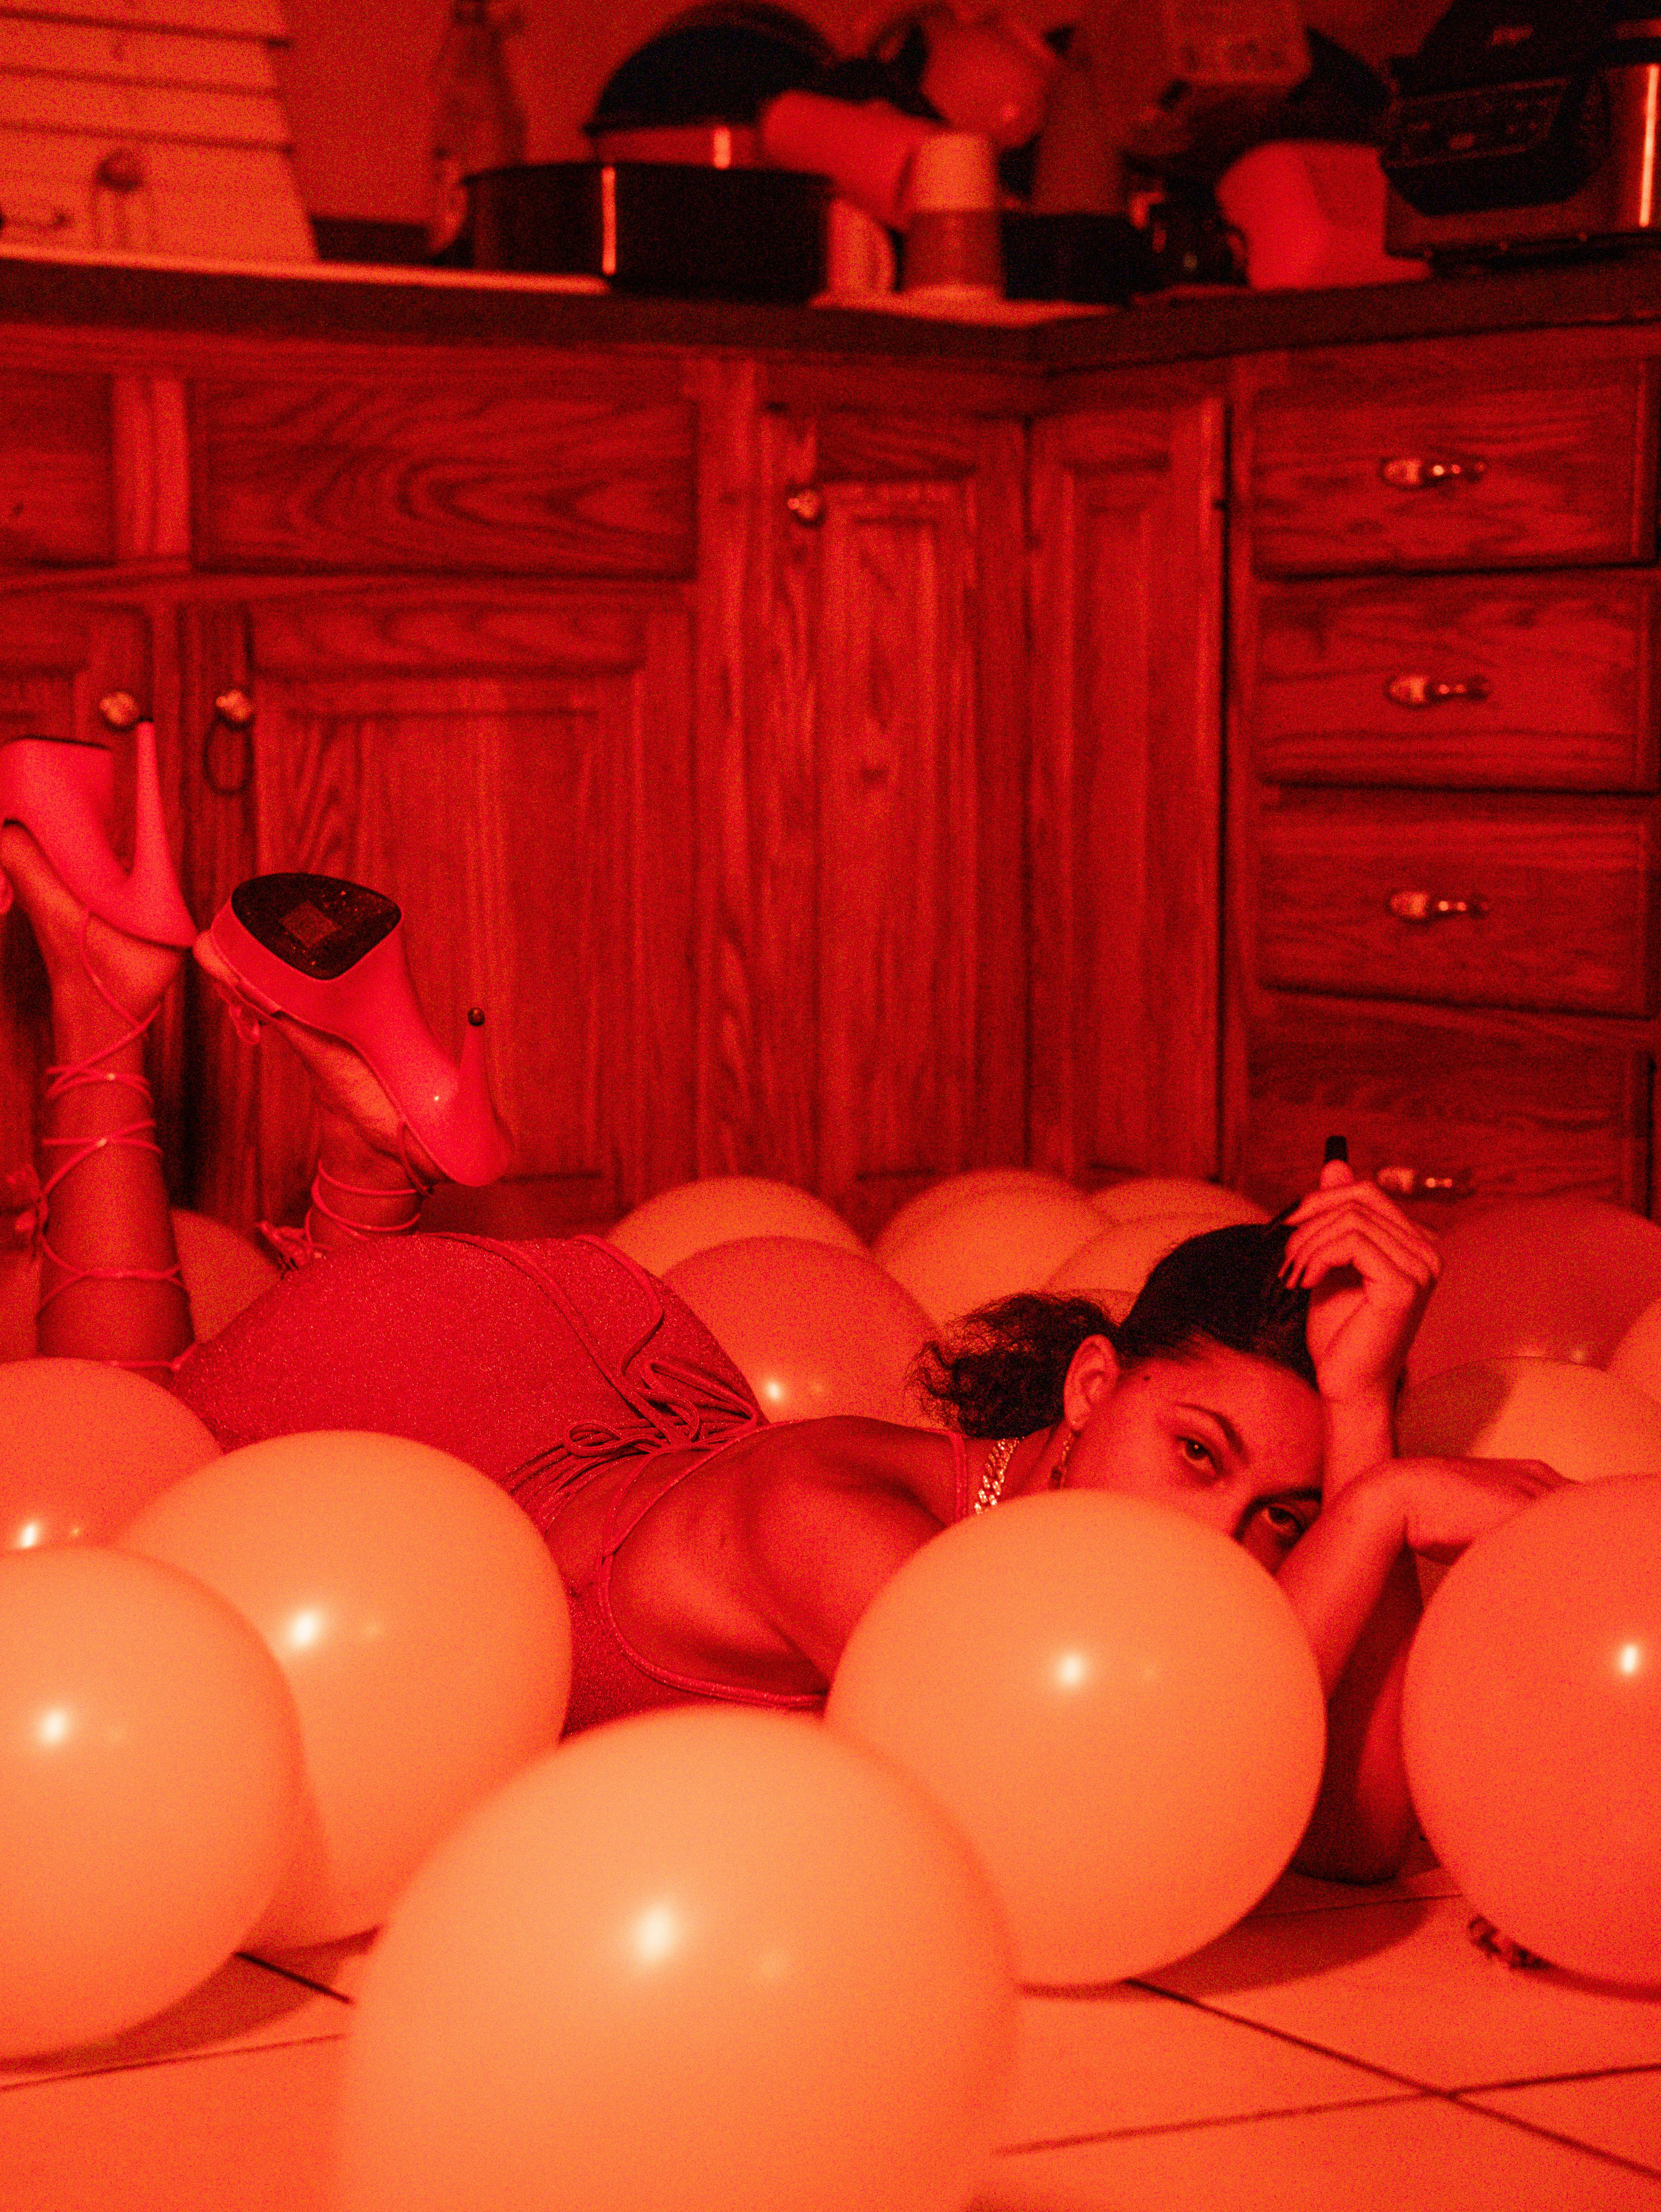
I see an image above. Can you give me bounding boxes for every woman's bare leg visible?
[2,822,191,1367]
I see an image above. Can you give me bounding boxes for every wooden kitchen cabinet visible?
[695,361,1029,1240]
[174,582,698,1236]
[1225,328,1661,1223]
[8,262,1661,1260]
[1027,386,1227,1189]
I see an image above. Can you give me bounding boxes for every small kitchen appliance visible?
[1382,0,1661,262]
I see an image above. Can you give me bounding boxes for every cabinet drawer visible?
[1257,791,1658,1015]
[190,370,695,576]
[1253,573,1661,790]
[1235,1014,1650,1219]
[1249,362,1659,576]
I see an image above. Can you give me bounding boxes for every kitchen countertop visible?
[8,237,1661,369]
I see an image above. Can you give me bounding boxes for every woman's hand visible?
[1283,1160,1442,1411]
[1369,1453,1567,1564]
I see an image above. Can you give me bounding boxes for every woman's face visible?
[1068,1342,1324,1572]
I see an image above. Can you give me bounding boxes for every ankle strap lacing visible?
[30,913,189,1371]
[258,1140,435,1271]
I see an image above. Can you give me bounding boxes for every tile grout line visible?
[1454,2059,1661,2096]
[1124,1978,1438,2097]
[1127,1978,1661,2184]
[1446,2093,1661,2183]
[993,2087,1429,2157]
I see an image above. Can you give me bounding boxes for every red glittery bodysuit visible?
[170,1233,969,1733]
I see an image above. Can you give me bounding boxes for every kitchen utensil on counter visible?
[1217,141,1424,288]
[759,90,937,228]
[903,131,1003,298]
[464,161,830,299]
[824,196,897,297]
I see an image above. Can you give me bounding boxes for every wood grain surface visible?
[189,374,695,577]
[181,585,695,1236]
[1029,397,1226,1185]
[1250,358,1659,576]
[1235,1009,1650,1219]
[1257,790,1659,1016]
[1252,572,1660,790]
[0,372,113,569]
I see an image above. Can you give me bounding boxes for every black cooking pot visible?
[465,162,830,301]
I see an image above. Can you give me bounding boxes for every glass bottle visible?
[429,0,527,258]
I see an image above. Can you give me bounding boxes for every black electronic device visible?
[1382,0,1661,262]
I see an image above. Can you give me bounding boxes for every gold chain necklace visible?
[973,1435,1020,1514]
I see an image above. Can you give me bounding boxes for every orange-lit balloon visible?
[1044,1214,1226,1305]
[608,1179,864,1278]
[826,1493,1326,1984]
[122,1431,572,1949]
[664,1236,938,1425]
[336,1707,1018,2212]
[1398,1358,1661,1483]
[1089,1178,1268,1228]
[873,1170,1085,1263]
[1403,1476,1661,1983]
[883,1186,1102,1328]
[1408,1199,1661,1385]
[0,1358,220,1551]
[0,1546,303,2055]
[1607,1295,1661,1406]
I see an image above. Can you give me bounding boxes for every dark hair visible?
[909,1222,1316,1437]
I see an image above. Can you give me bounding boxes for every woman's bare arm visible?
[1276,1455,1566,1880]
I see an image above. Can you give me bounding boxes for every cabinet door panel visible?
[1253,573,1660,790]
[1029,399,1225,1184]
[1238,1013,1650,1221]
[0,372,112,568]
[1251,360,1659,575]
[703,400,1025,1238]
[1258,791,1659,1015]
[183,588,693,1238]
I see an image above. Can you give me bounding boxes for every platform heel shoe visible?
[0,717,196,947]
[208,872,513,1188]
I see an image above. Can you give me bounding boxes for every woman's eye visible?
[1259,1503,1309,1544]
[1178,1436,1216,1473]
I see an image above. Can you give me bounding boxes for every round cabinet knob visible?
[97,691,143,732]
[786,485,825,527]
[213,688,256,729]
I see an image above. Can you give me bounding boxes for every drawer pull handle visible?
[1375,1164,1475,1199]
[1387,888,1489,924]
[1386,672,1492,709]
[1379,454,1488,490]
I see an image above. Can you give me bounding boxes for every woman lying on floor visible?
[0,736,1563,1887]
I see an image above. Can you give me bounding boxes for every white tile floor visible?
[2,1860,1657,2210]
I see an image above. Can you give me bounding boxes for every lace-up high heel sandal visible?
[0,710,195,1370]
[0,718,197,948]
[208,872,513,1193]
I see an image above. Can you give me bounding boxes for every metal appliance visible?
[1383,0,1661,261]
